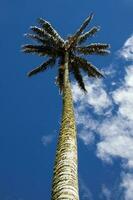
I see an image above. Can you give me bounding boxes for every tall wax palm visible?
[22,13,110,200]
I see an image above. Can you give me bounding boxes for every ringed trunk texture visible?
[51,52,79,200]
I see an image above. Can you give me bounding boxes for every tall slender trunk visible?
[51,52,79,200]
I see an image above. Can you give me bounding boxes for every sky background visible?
[0,0,133,200]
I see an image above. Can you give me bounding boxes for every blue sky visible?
[0,0,133,200]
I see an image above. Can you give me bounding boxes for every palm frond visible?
[56,66,65,93]
[87,43,110,49]
[22,15,110,86]
[30,26,45,37]
[24,33,45,44]
[71,55,104,78]
[27,57,56,77]
[77,26,100,45]
[30,26,61,46]
[94,49,110,55]
[68,13,94,48]
[70,60,87,92]
[22,44,57,56]
[76,44,110,55]
[37,18,64,45]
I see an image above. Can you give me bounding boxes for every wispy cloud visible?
[97,65,133,199]
[79,177,93,200]
[78,130,95,145]
[118,34,133,61]
[100,185,111,200]
[121,172,133,200]
[113,66,133,121]
[73,78,112,115]
[97,67,133,167]
[73,34,133,200]
[72,78,112,146]
[41,134,55,146]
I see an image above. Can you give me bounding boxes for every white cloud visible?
[73,60,133,168]
[103,64,117,78]
[119,35,133,61]
[73,35,133,200]
[101,185,111,200]
[78,130,94,145]
[41,134,55,146]
[73,78,112,115]
[113,66,133,121]
[97,66,133,168]
[121,173,133,200]
[72,78,112,146]
[74,110,99,145]
[97,134,133,167]
[79,178,93,200]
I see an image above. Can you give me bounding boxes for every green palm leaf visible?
[78,26,100,45]
[72,55,104,78]
[37,18,64,44]
[22,44,57,56]
[22,14,110,91]
[87,43,110,49]
[30,26,46,37]
[30,26,60,46]
[68,13,94,48]
[71,60,87,92]
[28,57,56,77]
[24,33,45,44]
[76,43,110,55]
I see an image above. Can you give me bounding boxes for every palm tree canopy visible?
[22,13,110,92]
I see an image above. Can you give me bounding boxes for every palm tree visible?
[22,13,110,200]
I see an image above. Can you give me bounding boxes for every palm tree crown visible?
[22,13,110,92]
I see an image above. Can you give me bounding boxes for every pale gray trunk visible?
[51,52,79,200]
